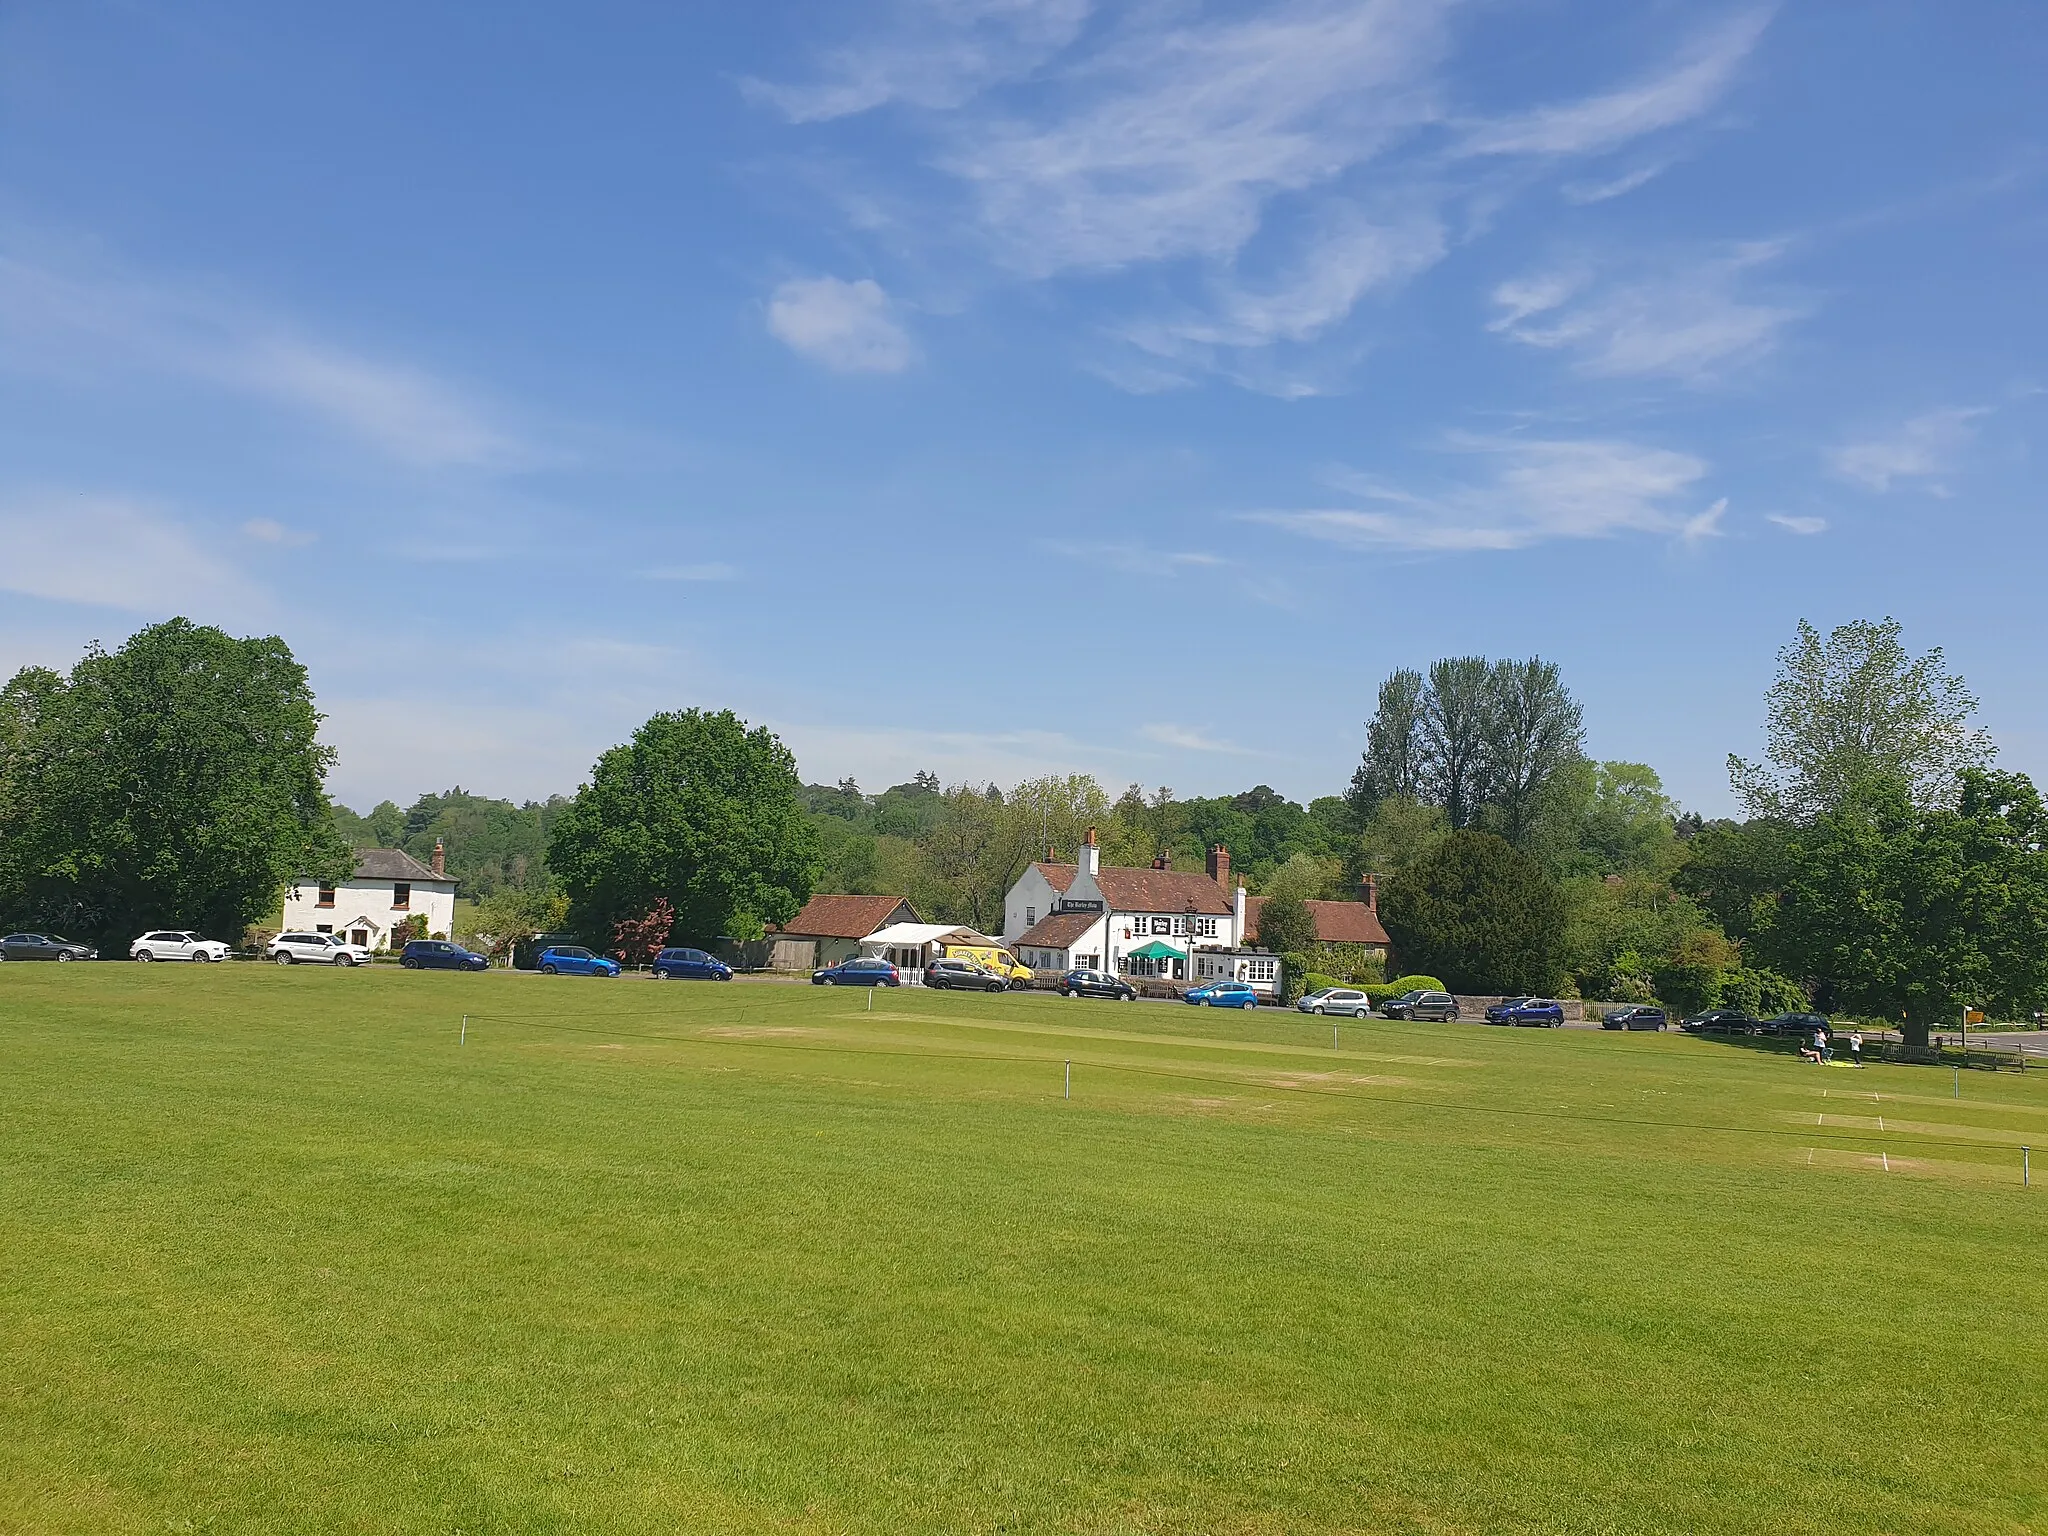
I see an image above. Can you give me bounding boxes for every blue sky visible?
[1,1,2042,817]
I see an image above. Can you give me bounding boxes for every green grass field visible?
[2,966,2044,1534]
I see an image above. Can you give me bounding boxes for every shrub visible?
[1362,974,1448,1005]
[1279,952,1313,1004]
[1719,965,1808,1017]
[1303,971,1345,995]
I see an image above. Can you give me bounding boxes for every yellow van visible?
[939,943,1031,984]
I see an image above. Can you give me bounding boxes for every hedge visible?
[1362,974,1448,1005]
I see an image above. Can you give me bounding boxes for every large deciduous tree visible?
[1478,657,1586,845]
[0,619,351,948]
[1347,668,1426,821]
[547,709,819,946]
[1420,657,1493,830]
[1755,770,2048,1049]
[1379,830,1565,995]
[1729,617,1995,822]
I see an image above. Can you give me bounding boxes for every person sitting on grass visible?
[1800,1028,1825,1064]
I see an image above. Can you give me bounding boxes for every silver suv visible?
[131,930,230,962]
[268,931,372,967]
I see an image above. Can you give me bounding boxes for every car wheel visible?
[823,976,836,986]
[56,952,73,962]
[540,963,557,975]
[336,954,356,967]
[1311,1004,1324,1015]
[987,982,1004,993]
[136,950,154,962]
[275,953,294,965]
[652,970,666,980]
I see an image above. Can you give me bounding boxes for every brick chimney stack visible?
[432,838,446,878]
[1364,873,1378,911]
[1206,844,1231,889]
[1151,851,1169,870]
[1081,825,1100,878]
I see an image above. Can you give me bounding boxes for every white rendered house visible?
[281,845,457,951]
[1007,829,1270,986]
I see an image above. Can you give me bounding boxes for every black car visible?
[1060,968,1136,1001]
[1602,1005,1667,1031]
[1682,1008,1761,1035]
[1381,988,1459,1021]
[0,932,98,962]
[926,958,1009,993]
[1762,1011,1831,1038]
[400,939,490,971]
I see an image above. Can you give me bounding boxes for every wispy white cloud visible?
[1767,513,1828,535]
[767,276,915,373]
[1561,162,1671,204]
[641,562,739,582]
[1249,436,1717,553]
[0,492,260,615]
[1829,407,1987,491]
[1458,10,1772,157]
[942,0,1453,276]
[0,248,533,470]
[743,0,1092,122]
[1140,722,1264,756]
[1116,202,1445,376]
[242,517,317,548]
[1487,241,1800,383]
[751,3,1772,389]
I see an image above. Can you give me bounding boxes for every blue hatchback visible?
[653,946,732,982]
[1185,980,1260,1009]
[537,945,621,977]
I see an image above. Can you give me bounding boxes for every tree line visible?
[2,614,2042,1043]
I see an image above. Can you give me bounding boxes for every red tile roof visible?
[1016,910,1104,948]
[772,894,917,940]
[1244,896,1389,946]
[1033,863,1232,915]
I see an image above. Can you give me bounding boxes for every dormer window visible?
[392,882,411,910]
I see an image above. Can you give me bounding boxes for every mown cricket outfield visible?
[2,965,2043,1533]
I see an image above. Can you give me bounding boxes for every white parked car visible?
[131,930,230,963]
[268,931,372,967]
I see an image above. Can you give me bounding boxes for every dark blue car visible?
[653,946,732,982]
[537,945,621,977]
[400,939,489,971]
[812,957,900,987]
[1185,980,1260,1009]
[1485,997,1564,1027]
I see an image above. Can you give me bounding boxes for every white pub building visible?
[1004,829,1281,993]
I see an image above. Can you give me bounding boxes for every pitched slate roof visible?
[1243,896,1389,946]
[1033,862,1232,915]
[1016,909,1104,949]
[353,848,449,883]
[773,893,917,940]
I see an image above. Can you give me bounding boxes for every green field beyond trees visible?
[3,970,2043,1534]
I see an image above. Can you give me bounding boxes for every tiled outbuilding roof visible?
[1016,910,1104,949]
[773,894,918,940]
[1243,896,1389,946]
